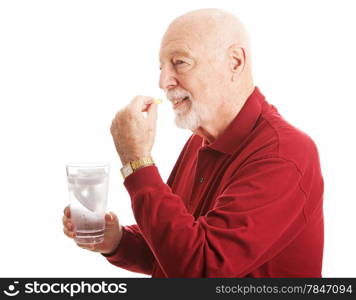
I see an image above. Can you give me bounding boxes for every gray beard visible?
[174,101,209,131]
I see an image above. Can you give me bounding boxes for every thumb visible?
[105,212,118,224]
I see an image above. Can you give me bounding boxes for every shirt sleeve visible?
[102,136,195,275]
[124,157,308,278]
[102,224,155,275]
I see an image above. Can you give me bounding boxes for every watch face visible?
[121,164,133,178]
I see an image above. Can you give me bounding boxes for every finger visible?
[62,216,74,231]
[131,96,154,113]
[64,206,71,218]
[142,99,155,113]
[63,227,75,239]
[66,222,74,231]
[146,101,158,125]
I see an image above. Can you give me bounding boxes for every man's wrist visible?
[120,156,155,179]
[120,152,151,166]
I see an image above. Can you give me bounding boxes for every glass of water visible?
[66,163,110,244]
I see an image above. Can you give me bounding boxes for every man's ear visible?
[228,44,246,79]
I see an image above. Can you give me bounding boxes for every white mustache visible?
[165,88,192,101]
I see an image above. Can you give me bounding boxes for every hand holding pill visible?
[110,96,159,166]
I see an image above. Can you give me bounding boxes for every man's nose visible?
[159,66,178,90]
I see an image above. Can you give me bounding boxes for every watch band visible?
[120,156,155,179]
[130,157,154,170]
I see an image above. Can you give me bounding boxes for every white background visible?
[0,0,355,277]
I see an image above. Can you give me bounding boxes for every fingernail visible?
[106,213,113,222]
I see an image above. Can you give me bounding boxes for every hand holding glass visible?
[66,164,110,244]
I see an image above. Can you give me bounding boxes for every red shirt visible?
[104,87,324,277]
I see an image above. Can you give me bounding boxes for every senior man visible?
[62,8,324,277]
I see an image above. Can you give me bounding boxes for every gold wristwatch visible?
[120,156,155,179]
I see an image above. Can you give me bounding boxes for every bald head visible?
[161,8,252,69]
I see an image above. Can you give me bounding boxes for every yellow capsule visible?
[153,98,163,104]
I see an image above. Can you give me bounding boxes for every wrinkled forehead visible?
[159,24,211,61]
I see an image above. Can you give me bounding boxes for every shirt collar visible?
[203,86,264,155]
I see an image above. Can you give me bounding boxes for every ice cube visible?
[76,169,107,185]
[72,184,103,212]
[70,171,108,212]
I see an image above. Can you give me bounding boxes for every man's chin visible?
[174,113,200,131]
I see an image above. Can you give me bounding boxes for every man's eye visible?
[174,60,187,65]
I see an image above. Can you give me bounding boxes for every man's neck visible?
[194,84,255,144]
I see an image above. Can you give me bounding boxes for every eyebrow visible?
[160,49,193,64]
[169,50,192,57]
